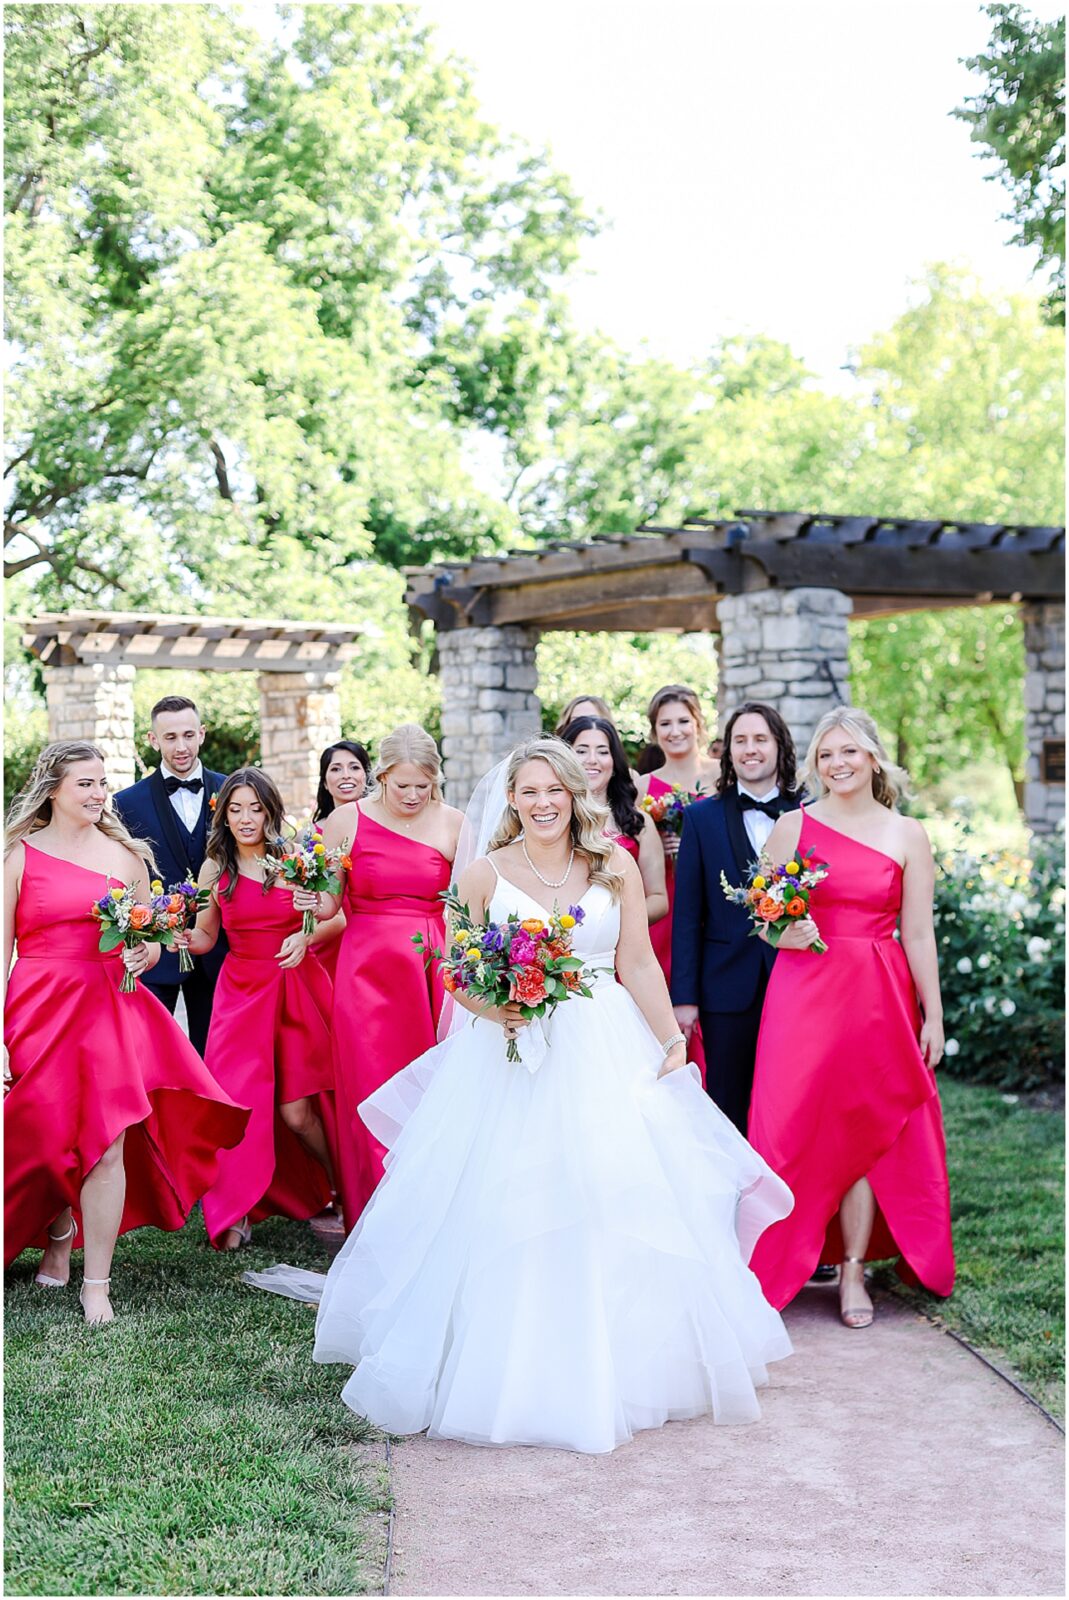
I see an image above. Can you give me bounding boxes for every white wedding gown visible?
[313,871,794,1454]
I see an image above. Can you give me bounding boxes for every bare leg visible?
[280,1097,336,1191]
[78,1133,126,1325]
[36,1205,75,1286]
[838,1175,875,1328]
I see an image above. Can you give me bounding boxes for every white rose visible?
[983,996,997,1013]
[1026,936,1050,960]
[944,1038,960,1056]
[956,956,973,975]
[1000,998,1017,1016]
[977,953,992,969]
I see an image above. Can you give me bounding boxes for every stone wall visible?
[438,626,542,808]
[716,587,853,758]
[1022,601,1065,835]
[44,662,137,792]
[258,670,342,819]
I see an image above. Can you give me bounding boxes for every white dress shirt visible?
[737,782,780,859]
[162,759,206,833]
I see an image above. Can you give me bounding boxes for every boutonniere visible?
[208,793,218,812]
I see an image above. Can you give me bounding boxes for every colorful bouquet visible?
[640,784,704,838]
[414,888,601,1063]
[165,878,213,973]
[258,826,351,936]
[92,883,184,993]
[720,849,831,954]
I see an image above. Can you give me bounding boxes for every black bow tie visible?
[738,792,784,819]
[164,776,204,795]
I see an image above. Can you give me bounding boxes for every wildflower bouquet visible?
[259,826,351,936]
[165,878,213,973]
[414,888,600,1063]
[721,849,831,954]
[640,784,704,837]
[92,883,183,993]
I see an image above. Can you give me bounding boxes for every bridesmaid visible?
[747,707,955,1327]
[552,694,616,737]
[3,742,248,1322]
[308,741,372,981]
[635,685,719,1079]
[560,716,668,924]
[315,725,463,1226]
[182,768,338,1250]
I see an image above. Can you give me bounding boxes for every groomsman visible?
[670,702,800,1135]
[112,695,228,1055]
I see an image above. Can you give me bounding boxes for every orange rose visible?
[513,967,547,1006]
[340,855,352,870]
[520,918,546,936]
[757,896,780,921]
[442,970,457,993]
[785,896,806,917]
[168,894,185,911]
[128,905,152,930]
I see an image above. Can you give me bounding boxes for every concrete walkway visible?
[385,1286,1064,1597]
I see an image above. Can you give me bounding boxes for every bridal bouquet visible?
[640,783,704,837]
[720,849,831,954]
[258,827,351,936]
[92,884,183,993]
[414,888,599,1063]
[165,878,212,973]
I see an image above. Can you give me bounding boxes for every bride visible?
[313,737,794,1454]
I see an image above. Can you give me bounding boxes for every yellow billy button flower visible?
[559,914,576,929]
[451,928,466,944]
[313,843,326,856]
[151,879,163,894]
[465,947,482,963]
[785,861,800,876]
[752,875,767,891]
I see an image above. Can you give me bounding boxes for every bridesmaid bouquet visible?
[92,884,183,992]
[640,784,704,837]
[720,849,831,954]
[165,879,212,973]
[414,888,600,1063]
[258,827,351,936]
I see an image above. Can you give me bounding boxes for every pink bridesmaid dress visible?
[645,774,707,1085]
[332,813,450,1225]
[201,873,335,1248]
[4,845,249,1266]
[747,810,956,1309]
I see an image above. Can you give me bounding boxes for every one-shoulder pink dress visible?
[332,814,450,1224]
[747,811,955,1308]
[4,845,249,1266]
[200,873,335,1247]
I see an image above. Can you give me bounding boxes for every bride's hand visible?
[657,1041,687,1079]
[496,1001,531,1043]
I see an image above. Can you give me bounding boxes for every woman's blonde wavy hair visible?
[803,707,911,811]
[4,741,157,871]
[488,737,626,901]
[372,724,443,802]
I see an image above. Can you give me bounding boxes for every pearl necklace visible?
[521,835,574,889]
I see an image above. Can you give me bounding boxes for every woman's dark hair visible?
[716,703,798,797]
[634,743,667,776]
[313,740,372,822]
[206,766,287,899]
[560,717,645,841]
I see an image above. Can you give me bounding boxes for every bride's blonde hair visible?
[802,707,910,811]
[488,737,626,901]
[4,741,156,870]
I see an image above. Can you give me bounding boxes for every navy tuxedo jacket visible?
[670,788,800,1016]
[111,766,228,986]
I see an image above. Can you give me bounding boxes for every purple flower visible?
[567,904,586,924]
[96,895,112,912]
[481,925,506,952]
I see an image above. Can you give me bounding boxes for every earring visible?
[874,765,882,775]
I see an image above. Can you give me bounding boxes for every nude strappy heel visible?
[839,1256,874,1329]
[34,1216,76,1288]
[79,1276,114,1326]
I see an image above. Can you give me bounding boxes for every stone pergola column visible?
[717,587,853,761]
[258,670,342,819]
[438,625,542,808]
[44,662,137,791]
[1022,601,1065,835]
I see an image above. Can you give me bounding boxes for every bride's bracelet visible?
[660,1032,686,1059]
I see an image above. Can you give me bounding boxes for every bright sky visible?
[418,0,1061,382]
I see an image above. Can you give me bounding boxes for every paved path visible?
[385,1285,1064,1597]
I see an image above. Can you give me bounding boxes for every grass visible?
[4,1216,388,1596]
[876,1076,1065,1420]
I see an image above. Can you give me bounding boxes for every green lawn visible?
[4,1217,387,1597]
[877,1075,1065,1420]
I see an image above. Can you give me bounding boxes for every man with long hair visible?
[670,702,799,1134]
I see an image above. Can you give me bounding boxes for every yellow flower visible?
[465,947,482,963]
[559,914,576,929]
[151,879,163,894]
[314,843,326,856]
[752,875,767,891]
[109,887,122,900]
[786,861,800,876]
[451,928,467,944]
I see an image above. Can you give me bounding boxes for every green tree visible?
[957,2,1066,324]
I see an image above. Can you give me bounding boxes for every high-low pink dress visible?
[332,813,450,1226]
[200,873,335,1248]
[747,811,955,1308]
[645,774,706,1085]
[4,844,249,1266]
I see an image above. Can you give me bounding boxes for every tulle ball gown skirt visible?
[313,976,794,1454]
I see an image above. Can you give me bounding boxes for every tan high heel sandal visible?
[35,1216,77,1288]
[839,1256,874,1329]
[79,1276,114,1326]
[221,1217,252,1250]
